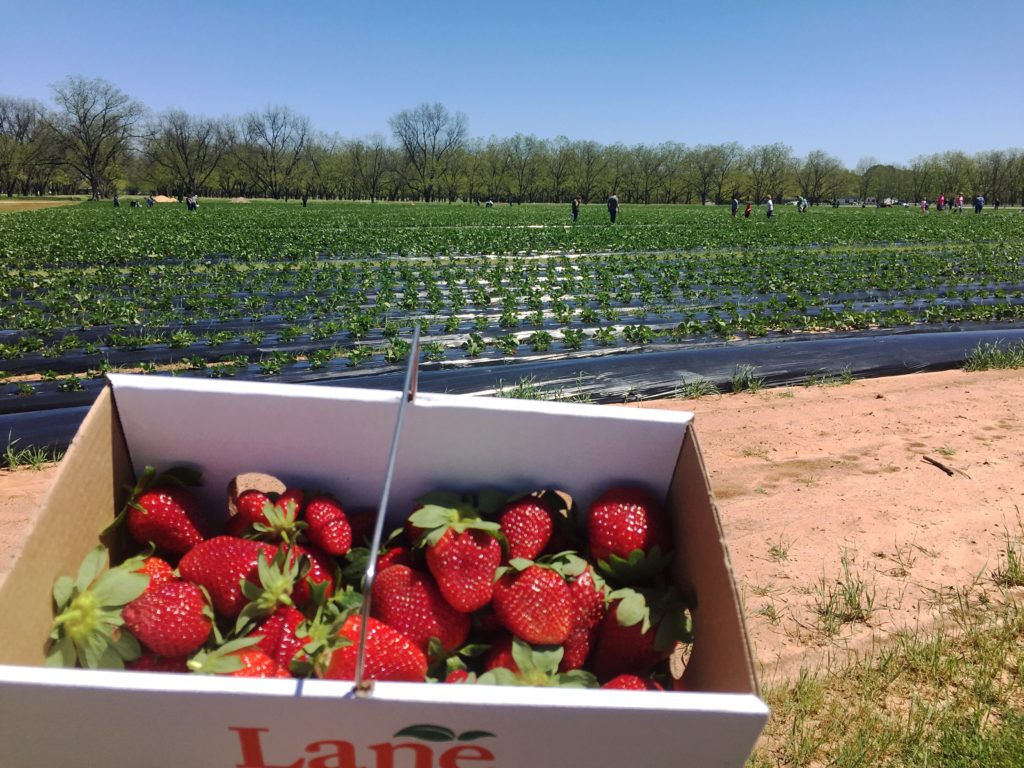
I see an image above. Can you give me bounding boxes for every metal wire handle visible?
[353,325,421,695]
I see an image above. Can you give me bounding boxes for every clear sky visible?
[3,0,1021,169]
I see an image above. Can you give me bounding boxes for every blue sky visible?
[3,1,1021,168]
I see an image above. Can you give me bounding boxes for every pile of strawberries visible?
[48,466,692,690]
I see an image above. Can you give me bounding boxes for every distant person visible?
[744,202,753,218]
[301,194,308,207]
[975,194,984,213]
[485,198,494,208]
[765,195,773,219]
[920,198,927,214]
[145,195,154,208]
[994,196,1001,210]
[956,193,964,213]
[798,196,808,213]
[186,194,199,212]
[937,192,945,211]
[113,193,119,208]
[731,195,739,216]
[571,196,581,222]
[607,193,619,223]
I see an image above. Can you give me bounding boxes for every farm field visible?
[2,200,1024,448]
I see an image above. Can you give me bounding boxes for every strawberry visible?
[482,633,519,673]
[370,564,470,654]
[478,636,597,688]
[121,579,213,658]
[498,496,554,560]
[304,495,352,556]
[283,542,337,607]
[125,651,189,673]
[557,558,608,671]
[409,491,505,613]
[178,536,277,618]
[602,674,664,691]
[120,466,208,556]
[248,605,308,672]
[319,615,428,682]
[590,587,692,683]
[491,562,574,646]
[189,637,291,678]
[134,555,175,589]
[586,486,673,584]
[233,488,306,542]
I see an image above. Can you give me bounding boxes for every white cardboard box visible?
[0,374,767,768]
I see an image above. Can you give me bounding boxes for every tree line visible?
[2,76,1023,206]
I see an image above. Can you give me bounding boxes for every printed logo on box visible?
[232,724,497,768]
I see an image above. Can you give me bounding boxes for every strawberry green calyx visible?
[408,491,505,549]
[187,635,263,675]
[235,548,307,632]
[252,499,307,544]
[608,586,693,651]
[477,638,597,688]
[595,544,674,587]
[47,546,150,669]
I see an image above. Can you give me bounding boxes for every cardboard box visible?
[0,374,767,767]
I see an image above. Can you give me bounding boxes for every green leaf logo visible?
[393,725,456,742]
[393,725,496,742]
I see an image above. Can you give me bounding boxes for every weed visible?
[963,340,1024,371]
[731,363,764,393]
[676,376,719,398]
[813,551,876,635]
[3,433,63,469]
[768,533,794,562]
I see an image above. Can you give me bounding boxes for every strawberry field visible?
[3,200,1024,447]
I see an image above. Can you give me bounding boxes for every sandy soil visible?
[2,368,1022,684]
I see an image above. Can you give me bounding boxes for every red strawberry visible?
[283,542,337,607]
[482,633,519,673]
[590,588,691,683]
[445,668,473,683]
[189,637,291,678]
[319,616,428,682]
[425,528,503,613]
[602,674,664,691]
[122,466,208,556]
[178,536,276,618]
[234,488,306,542]
[559,561,608,671]
[235,489,273,528]
[304,495,352,556]
[126,651,189,674]
[586,486,673,584]
[122,579,213,658]
[249,605,307,672]
[370,565,470,654]
[498,496,554,560]
[491,563,574,646]
[409,488,506,613]
[134,556,175,590]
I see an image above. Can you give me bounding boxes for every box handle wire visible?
[352,326,421,697]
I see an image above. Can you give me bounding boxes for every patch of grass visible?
[3,433,63,469]
[804,366,855,387]
[992,518,1024,588]
[749,598,1024,767]
[731,363,764,393]
[676,376,719,398]
[813,551,876,635]
[768,533,794,563]
[963,340,1024,371]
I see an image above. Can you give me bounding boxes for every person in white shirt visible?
[766,195,774,219]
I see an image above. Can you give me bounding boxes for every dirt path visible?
[3,368,1022,684]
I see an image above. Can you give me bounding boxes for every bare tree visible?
[236,105,311,199]
[795,149,843,204]
[48,76,145,198]
[389,102,467,202]
[746,143,794,203]
[0,96,60,196]
[567,140,605,203]
[347,134,392,202]
[142,109,227,197]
